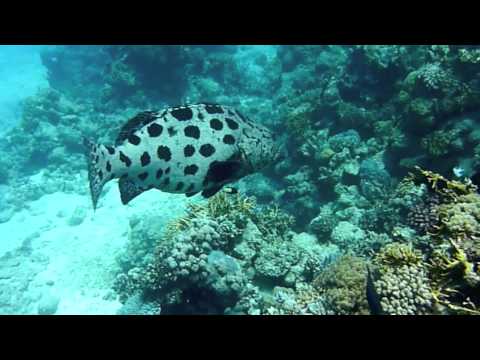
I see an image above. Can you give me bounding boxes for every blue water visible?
[0,45,479,315]
[0,46,48,134]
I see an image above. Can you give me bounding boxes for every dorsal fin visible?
[115,111,159,146]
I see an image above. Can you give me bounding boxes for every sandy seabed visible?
[0,179,189,315]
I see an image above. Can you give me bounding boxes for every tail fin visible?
[83,137,109,210]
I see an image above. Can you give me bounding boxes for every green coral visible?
[374,242,423,269]
[421,130,459,157]
[398,169,480,314]
[285,104,315,141]
[458,48,480,64]
[408,97,435,127]
[313,255,370,315]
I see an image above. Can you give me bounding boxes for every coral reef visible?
[113,191,338,314]
[3,45,480,315]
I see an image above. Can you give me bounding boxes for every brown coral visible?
[313,255,370,315]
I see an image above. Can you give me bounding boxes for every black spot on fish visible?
[138,172,148,181]
[204,160,242,185]
[171,107,193,121]
[147,123,163,137]
[168,126,177,137]
[223,135,235,145]
[128,134,141,146]
[98,170,103,180]
[119,151,132,167]
[210,118,223,131]
[199,144,216,157]
[106,146,115,155]
[176,182,184,191]
[156,168,163,179]
[116,111,158,146]
[198,112,204,120]
[106,161,112,172]
[165,167,171,175]
[140,152,151,167]
[184,164,199,175]
[184,125,200,139]
[157,146,172,161]
[205,104,224,114]
[184,145,195,157]
[186,183,195,192]
[225,118,239,130]
[163,177,170,186]
[110,173,116,180]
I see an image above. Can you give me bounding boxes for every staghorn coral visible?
[428,242,480,315]
[374,242,423,269]
[395,168,480,314]
[408,166,477,201]
[164,191,255,240]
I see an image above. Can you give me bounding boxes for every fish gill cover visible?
[0,45,480,315]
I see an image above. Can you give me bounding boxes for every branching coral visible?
[374,243,423,269]
[408,166,477,201]
[398,168,480,314]
[164,191,256,240]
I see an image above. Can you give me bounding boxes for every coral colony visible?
[1,45,480,314]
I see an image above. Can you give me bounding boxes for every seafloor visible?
[1,45,480,315]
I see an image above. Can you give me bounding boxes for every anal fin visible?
[201,186,223,198]
[119,177,149,205]
[185,191,200,198]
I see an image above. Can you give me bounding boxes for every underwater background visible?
[1,45,480,315]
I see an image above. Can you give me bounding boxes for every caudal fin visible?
[83,137,109,210]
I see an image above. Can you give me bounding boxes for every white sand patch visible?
[1,178,191,314]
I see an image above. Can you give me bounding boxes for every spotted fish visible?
[83,103,280,209]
